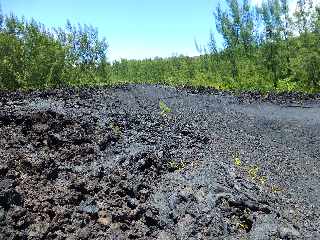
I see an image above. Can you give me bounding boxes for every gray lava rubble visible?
[1,85,319,239]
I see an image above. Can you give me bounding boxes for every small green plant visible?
[238,223,249,231]
[271,185,283,193]
[109,122,122,137]
[232,154,267,185]
[234,157,241,166]
[259,176,267,185]
[168,160,186,171]
[159,100,172,116]
[234,155,282,191]
[248,165,259,180]
[230,208,252,233]
[232,152,241,166]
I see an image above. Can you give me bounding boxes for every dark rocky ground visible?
[0,84,319,240]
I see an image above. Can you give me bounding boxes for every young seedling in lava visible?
[232,153,267,185]
[247,165,268,185]
[259,176,267,185]
[168,160,186,172]
[238,222,250,232]
[234,157,241,166]
[271,185,283,193]
[248,166,259,180]
[109,122,122,138]
[230,208,252,233]
[233,152,241,166]
[159,100,172,117]
[234,208,253,233]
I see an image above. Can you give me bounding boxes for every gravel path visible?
[0,84,319,239]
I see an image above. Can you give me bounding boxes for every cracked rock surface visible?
[0,84,319,239]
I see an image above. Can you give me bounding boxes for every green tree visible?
[258,0,283,88]
[0,9,110,89]
[280,0,293,77]
[55,21,109,84]
[215,0,255,81]
[304,52,320,89]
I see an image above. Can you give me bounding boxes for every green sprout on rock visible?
[159,100,172,116]
[168,160,186,171]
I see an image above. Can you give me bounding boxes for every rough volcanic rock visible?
[0,84,319,239]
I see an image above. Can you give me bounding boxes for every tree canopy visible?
[0,0,319,92]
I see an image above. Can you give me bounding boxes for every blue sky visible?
[1,0,304,61]
[1,0,222,61]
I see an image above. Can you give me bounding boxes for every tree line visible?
[112,0,320,92]
[0,11,110,89]
[0,0,319,92]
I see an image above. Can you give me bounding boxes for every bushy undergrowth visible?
[0,12,110,90]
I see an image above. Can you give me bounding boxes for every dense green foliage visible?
[0,10,110,89]
[110,0,320,92]
[0,0,319,92]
